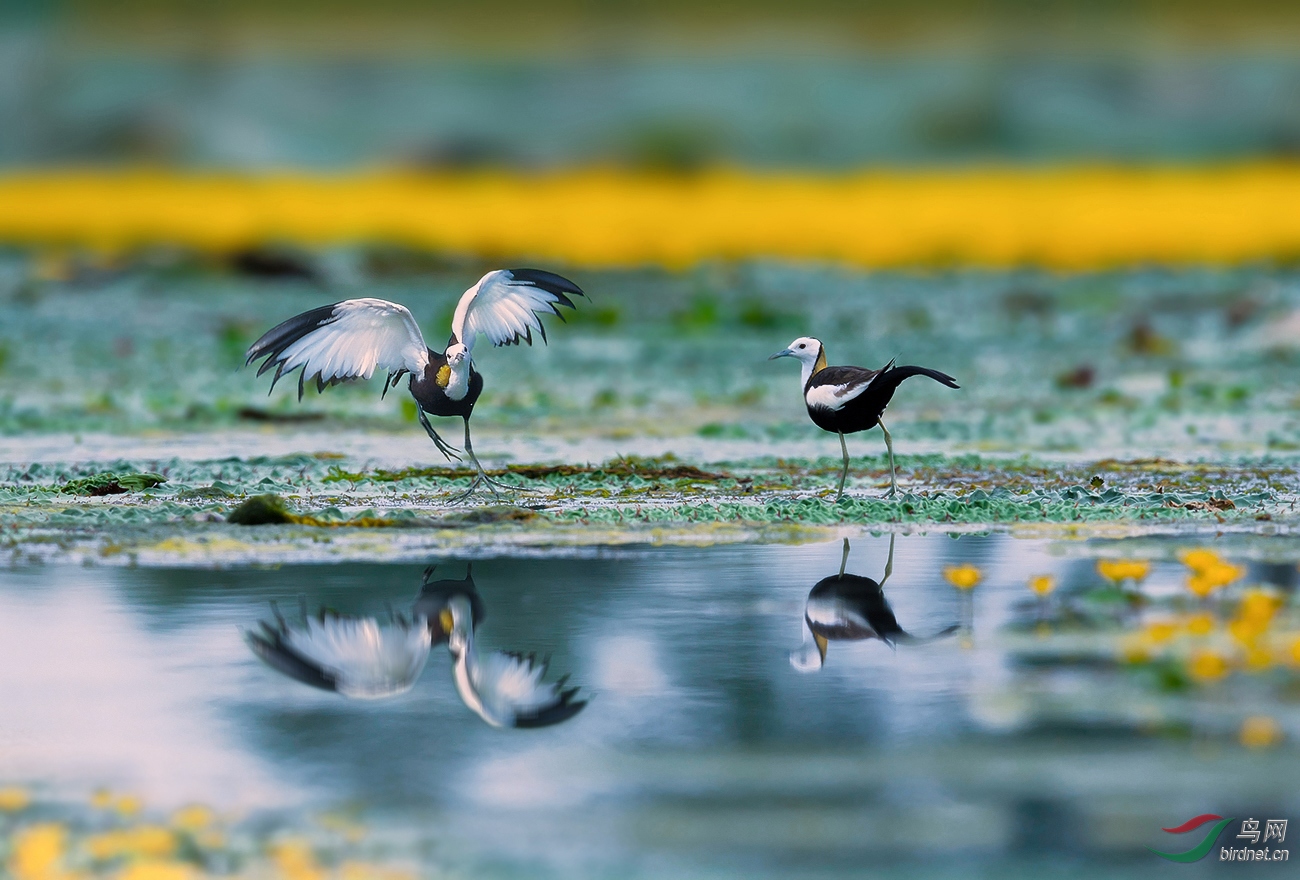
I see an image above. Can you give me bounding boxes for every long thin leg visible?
[881,532,895,587]
[836,431,850,500]
[417,407,462,462]
[447,416,536,503]
[838,537,850,579]
[878,417,896,498]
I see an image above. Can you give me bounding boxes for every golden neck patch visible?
[435,364,451,388]
[813,348,828,375]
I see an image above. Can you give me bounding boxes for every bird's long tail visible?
[894,624,962,646]
[873,363,960,393]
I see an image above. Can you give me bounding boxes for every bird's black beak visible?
[768,348,793,360]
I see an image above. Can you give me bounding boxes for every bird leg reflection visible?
[881,531,895,587]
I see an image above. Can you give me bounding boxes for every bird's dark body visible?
[804,363,959,434]
[805,573,908,647]
[408,347,484,419]
[412,564,485,642]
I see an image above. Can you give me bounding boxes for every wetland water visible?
[2,535,1296,878]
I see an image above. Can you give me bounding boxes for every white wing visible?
[247,612,432,699]
[246,298,430,400]
[454,646,586,728]
[804,379,873,411]
[450,269,584,355]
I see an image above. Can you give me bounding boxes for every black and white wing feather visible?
[804,364,885,411]
[451,268,584,355]
[245,298,431,400]
[454,647,586,728]
[244,609,432,699]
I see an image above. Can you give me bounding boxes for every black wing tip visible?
[514,694,588,728]
[243,628,340,693]
[508,268,585,299]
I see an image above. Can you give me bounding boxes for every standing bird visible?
[769,337,958,499]
[245,268,585,500]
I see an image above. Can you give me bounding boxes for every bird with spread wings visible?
[245,268,584,500]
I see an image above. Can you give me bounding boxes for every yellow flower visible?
[170,805,214,833]
[117,862,194,880]
[1187,649,1230,682]
[1184,612,1215,636]
[1096,559,1151,584]
[114,794,143,819]
[1143,620,1178,644]
[1179,547,1222,573]
[1245,647,1273,671]
[1292,636,1300,665]
[0,785,31,811]
[271,840,326,880]
[1028,575,1055,596]
[85,826,176,861]
[10,824,66,880]
[1237,589,1282,626]
[1240,715,1283,749]
[1186,561,1245,598]
[943,564,981,590]
[90,789,113,810]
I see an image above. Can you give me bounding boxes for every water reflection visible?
[244,605,431,698]
[792,536,957,671]
[244,564,586,727]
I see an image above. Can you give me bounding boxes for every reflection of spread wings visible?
[445,594,586,728]
[245,298,431,400]
[457,649,587,728]
[244,608,432,699]
[451,269,585,355]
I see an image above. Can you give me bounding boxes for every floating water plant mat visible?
[1,452,1297,564]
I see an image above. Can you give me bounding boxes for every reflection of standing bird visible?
[791,536,901,672]
[791,537,957,672]
[245,268,584,500]
[244,605,432,698]
[769,337,958,499]
[445,595,587,728]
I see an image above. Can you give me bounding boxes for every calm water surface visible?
[1,536,1295,878]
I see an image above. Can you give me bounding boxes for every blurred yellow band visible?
[2,164,1299,269]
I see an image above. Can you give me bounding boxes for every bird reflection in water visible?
[791,535,956,671]
[244,564,586,728]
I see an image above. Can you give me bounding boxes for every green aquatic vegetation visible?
[61,472,166,496]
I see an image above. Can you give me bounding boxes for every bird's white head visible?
[768,336,826,385]
[445,343,469,367]
[769,336,821,364]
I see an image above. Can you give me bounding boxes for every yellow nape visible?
[435,365,451,388]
